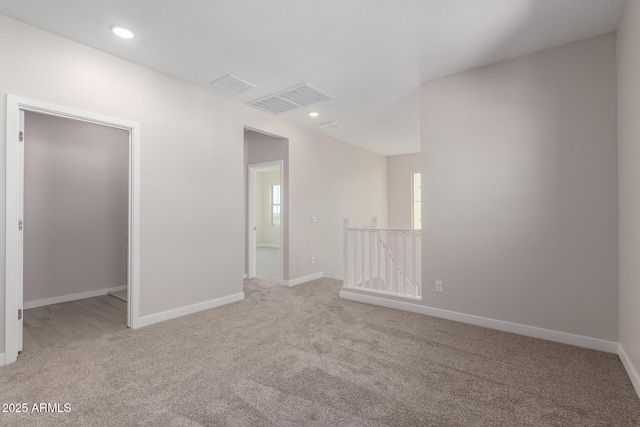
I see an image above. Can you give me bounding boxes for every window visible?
[412,172,421,229]
[271,184,281,226]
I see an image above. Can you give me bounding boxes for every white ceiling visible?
[0,0,627,155]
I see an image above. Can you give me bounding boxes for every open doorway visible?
[248,162,283,281]
[4,95,141,364]
[21,111,129,354]
[244,128,288,284]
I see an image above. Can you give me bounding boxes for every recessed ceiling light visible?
[110,25,135,39]
[308,112,319,117]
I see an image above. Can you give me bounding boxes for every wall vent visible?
[210,74,256,95]
[316,122,343,132]
[249,83,331,114]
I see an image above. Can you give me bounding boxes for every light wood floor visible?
[22,295,127,354]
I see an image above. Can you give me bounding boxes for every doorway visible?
[248,161,283,282]
[23,111,128,353]
[4,95,141,364]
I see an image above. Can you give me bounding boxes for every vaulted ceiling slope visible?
[0,0,627,155]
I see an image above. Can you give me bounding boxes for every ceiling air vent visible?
[210,74,256,95]
[316,122,343,132]
[249,83,331,114]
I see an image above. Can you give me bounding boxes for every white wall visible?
[387,153,420,229]
[0,15,387,354]
[420,34,618,342]
[23,112,129,303]
[287,133,387,280]
[617,0,640,395]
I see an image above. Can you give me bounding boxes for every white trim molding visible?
[340,288,618,354]
[257,244,280,248]
[0,353,5,366]
[136,292,245,328]
[619,344,640,399]
[243,274,248,279]
[282,272,323,287]
[24,286,127,310]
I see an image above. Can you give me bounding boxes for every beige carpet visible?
[0,278,639,426]
[256,246,280,282]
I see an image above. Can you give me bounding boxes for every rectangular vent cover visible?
[210,74,256,95]
[316,122,343,132]
[249,83,331,114]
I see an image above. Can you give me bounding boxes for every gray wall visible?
[617,0,640,390]
[420,33,618,341]
[24,112,129,303]
[0,15,388,354]
[387,153,420,229]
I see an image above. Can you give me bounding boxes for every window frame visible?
[271,183,281,226]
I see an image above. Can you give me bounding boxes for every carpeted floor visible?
[0,278,639,426]
[256,246,280,282]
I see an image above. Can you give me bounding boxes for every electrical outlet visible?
[435,281,444,293]
[311,256,316,264]
[312,216,317,223]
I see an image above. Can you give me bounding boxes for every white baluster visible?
[342,221,421,298]
[360,230,365,288]
[398,231,407,295]
[376,229,380,291]
[412,231,417,297]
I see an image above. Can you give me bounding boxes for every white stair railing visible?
[343,217,421,299]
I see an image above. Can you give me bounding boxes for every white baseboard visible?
[281,272,324,287]
[257,244,280,248]
[619,344,640,399]
[0,353,5,366]
[340,288,618,354]
[136,292,245,328]
[24,286,128,309]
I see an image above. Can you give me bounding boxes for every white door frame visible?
[247,160,284,281]
[4,94,142,365]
